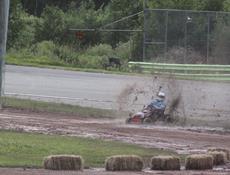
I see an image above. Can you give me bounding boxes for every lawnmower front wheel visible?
[142,117,152,124]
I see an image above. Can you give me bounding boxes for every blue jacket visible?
[148,99,166,110]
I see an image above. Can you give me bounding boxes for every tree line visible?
[7,0,230,69]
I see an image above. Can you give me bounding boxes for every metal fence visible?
[143,9,230,64]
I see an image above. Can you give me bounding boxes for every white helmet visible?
[158,91,165,98]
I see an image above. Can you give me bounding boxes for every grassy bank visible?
[7,54,230,82]
[6,54,125,75]
[0,131,176,168]
[2,97,126,118]
[6,55,106,74]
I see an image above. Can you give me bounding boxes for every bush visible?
[78,54,104,69]
[32,41,80,65]
[54,45,79,65]
[32,41,56,58]
[86,44,114,57]
[114,41,130,60]
[8,2,38,49]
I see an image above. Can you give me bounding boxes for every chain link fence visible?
[143,9,230,64]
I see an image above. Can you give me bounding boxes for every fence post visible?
[184,11,188,64]
[142,0,147,61]
[207,14,210,63]
[164,10,169,61]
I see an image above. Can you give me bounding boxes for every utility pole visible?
[0,0,10,107]
[142,0,147,61]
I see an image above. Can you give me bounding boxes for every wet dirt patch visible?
[0,109,230,174]
[0,167,229,175]
[0,109,229,155]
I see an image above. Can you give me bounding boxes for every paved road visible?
[4,65,230,118]
[5,65,141,109]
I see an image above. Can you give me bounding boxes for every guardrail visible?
[128,62,230,81]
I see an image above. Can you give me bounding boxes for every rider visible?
[147,86,166,110]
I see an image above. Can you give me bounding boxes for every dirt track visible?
[0,109,230,175]
[0,167,229,175]
[0,109,229,154]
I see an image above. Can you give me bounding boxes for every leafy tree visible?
[35,6,65,43]
[223,0,230,11]
[8,0,36,49]
[196,0,225,11]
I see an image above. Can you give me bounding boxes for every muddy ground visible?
[0,109,229,174]
[0,167,229,175]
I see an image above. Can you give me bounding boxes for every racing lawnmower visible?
[126,87,167,124]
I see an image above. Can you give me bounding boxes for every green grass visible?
[7,53,230,82]
[6,54,125,75]
[6,54,66,67]
[0,131,176,168]
[2,97,127,119]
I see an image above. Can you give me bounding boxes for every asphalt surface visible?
[4,65,230,118]
[5,65,131,109]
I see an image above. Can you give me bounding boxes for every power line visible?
[100,11,143,29]
[69,28,143,32]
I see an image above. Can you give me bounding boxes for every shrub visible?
[32,41,56,58]
[185,154,213,170]
[151,155,180,170]
[43,155,84,170]
[78,54,104,69]
[105,155,143,171]
[114,41,130,60]
[86,44,114,57]
[54,45,79,65]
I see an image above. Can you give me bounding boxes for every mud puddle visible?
[0,110,230,156]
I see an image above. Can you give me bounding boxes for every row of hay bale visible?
[185,148,229,170]
[43,147,229,171]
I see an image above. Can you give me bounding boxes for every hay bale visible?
[43,155,83,170]
[185,154,213,170]
[151,155,180,170]
[208,151,227,165]
[105,155,143,171]
[208,148,230,160]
